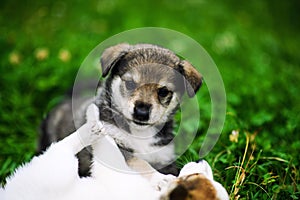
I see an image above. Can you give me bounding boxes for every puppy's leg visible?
[56,103,104,154]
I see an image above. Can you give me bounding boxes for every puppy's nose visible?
[133,101,152,121]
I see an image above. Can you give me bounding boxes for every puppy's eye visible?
[125,80,136,90]
[158,87,171,98]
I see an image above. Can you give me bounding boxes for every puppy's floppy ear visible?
[179,60,203,97]
[100,43,130,77]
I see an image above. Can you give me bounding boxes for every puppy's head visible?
[161,161,229,200]
[162,174,220,200]
[100,43,203,127]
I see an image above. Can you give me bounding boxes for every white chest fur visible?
[102,122,175,166]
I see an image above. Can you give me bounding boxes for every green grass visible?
[0,0,299,199]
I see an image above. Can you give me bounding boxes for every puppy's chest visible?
[103,123,158,151]
[102,123,174,164]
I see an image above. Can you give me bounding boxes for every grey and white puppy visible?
[39,43,203,176]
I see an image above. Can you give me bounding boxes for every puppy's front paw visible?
[77,104,105,147]
[151,174,176,191]
[86,104,105,135]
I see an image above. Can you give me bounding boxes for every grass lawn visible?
[0,0,299,199]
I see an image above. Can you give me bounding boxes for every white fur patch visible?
[101,122,175,168]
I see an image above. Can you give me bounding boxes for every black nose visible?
[133,102,152,121]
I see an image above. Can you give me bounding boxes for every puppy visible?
[2,104,228,200]
[39,43,203,176]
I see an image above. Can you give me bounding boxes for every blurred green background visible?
[0,0,299,199]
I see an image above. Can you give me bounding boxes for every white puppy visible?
[1,104,157,200]
[1,104,228,200]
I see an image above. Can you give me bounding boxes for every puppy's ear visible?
[179,60,203,97]
[100,43,130,77]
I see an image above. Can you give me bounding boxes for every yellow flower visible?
[58,49,71,62]
[9,51,21,65]
[229,130,239,143]
[35,48,49,61]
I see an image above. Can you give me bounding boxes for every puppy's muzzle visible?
[133,101,152,122]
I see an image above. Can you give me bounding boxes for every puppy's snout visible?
[133,101,152,121]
